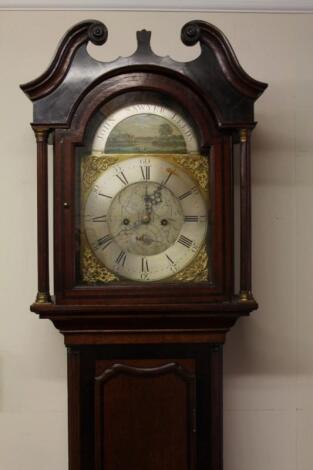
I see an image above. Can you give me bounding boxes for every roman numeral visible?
[166,254,175,264]
[166,253,177,272]
[92,214,107,223]
[177,235,193,249]
[141,257,149,272]
[115,171,128,186]
[93,185,112,199]
[96,234,113,250]
[140,165,150,180]
[116,250,127,267]
[140,257,150,280]
[184,215,199,222]
[178,187,197,201]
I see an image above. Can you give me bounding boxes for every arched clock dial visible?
[84,157,208,282]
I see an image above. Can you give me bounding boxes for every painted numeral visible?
[115,171,128,186]
[166,254,175,265]
[93,185,112,199]
[116,250,127,267]
[140,165,151,181]
[184,215,199,222]
[166,254,177,272]
[140,257,150,280]
[92,214,107,223]
[177,235,193,249]
[141,257,149,272]
[95,234,113,250]
[178,187,197,201]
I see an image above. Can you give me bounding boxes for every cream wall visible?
[0,10,312,470]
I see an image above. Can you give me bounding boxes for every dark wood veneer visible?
[94,361,196,470]
[21,20,267,470]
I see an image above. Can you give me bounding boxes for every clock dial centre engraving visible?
[107,181,184,256]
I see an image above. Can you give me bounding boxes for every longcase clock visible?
[21,20,267,470]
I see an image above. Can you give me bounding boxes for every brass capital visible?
[240,128,248,143]
[32,126,50,143]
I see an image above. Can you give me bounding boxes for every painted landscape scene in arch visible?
[105,114,187,154]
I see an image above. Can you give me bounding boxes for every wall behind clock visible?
[0,9,312,470]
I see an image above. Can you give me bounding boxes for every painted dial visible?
[92,104,199,155]
[84,157,208,282]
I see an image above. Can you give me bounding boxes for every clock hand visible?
[144,184,153,215]
[150,186,162,205]
[110,217,144,238]
[120,218,146,234]
[151,211,175,222]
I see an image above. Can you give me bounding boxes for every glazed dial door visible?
[78,100,211,284]
[84,157,208,282]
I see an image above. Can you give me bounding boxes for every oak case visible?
[21,19,267,470]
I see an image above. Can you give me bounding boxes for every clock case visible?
[21,20,267,336]
[21,20,267,470]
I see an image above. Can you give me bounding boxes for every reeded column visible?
[32,126,51,303]
[239,128,253,301]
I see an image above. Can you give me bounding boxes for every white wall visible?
[1,1,313,11]
[0,10,312,470]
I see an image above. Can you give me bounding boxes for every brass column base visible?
[35,291,52,303]
[239,290,253,302]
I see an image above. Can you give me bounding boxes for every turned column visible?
[239,128,253,301]
[32,126,51,303]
